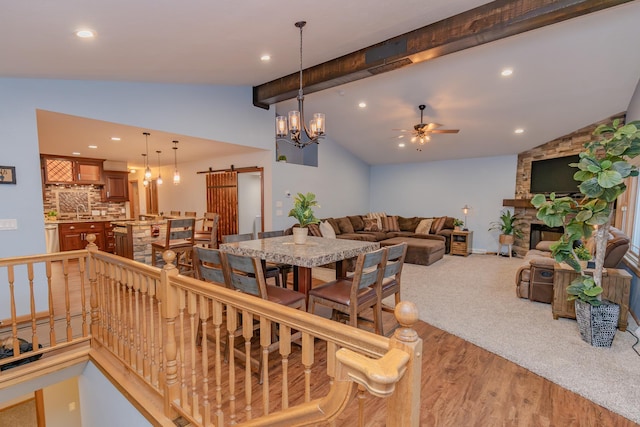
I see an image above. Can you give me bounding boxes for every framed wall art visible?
[0,166,16,184]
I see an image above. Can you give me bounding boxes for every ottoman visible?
[380,237,445,266]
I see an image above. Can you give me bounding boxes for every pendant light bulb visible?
[172,140,181,185]
[143,132,152,179]
[156,150,162,185]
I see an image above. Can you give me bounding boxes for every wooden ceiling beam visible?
[253,0,631,109]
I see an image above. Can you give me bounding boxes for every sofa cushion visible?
[535,240,554,251]
[348,215,365,231]
[337,233,377,242]
[398,216,421,232]
[367,212,387,229]
[336,217,355,234]
[325,218,342,235]
[415,218,434,235]
[363,218,381,232]
[357,230,388,240]
[319,221,336,239]
[443,216,455,230]
[382,215,400,232]
[431,216,446,234]
[308,223,322,237]
[385,231,416,239]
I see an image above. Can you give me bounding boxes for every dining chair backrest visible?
[221,252,267,298]
[185,211,197,217]
[351,247,387,295]
[165,218,196,245]
[193,246,227,286]
[383,243,408,280]
[222,233,254,243]
[202,212,219,231]
[258,230,284,239]
[170,210,181,217]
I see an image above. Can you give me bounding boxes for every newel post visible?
[159,250,180,417]
[86,234,100,341]
[387,301,422,427]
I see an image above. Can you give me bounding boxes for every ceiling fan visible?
[393,104,459,150]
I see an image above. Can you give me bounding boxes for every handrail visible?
[0,239,422,426]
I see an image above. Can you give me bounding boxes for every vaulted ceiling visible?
[4,0,640,166]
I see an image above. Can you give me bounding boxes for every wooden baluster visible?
[357,385,366,427]
[135,271,147,378]
[45,260,56,346]
[279,324,292,411]
[387,301,423,427]
[199,295,211,426]
[27,262,38,349]
[78,255,88,337]
[62,258,72,342]
[120,266,130,364]
[88,244,99,341]
[260,317,272,414]
[146,274,158,387]
[243,311,254,420]
[212,300,224,426]
[302,332,314,402]
[326,341,337,427]
[115,263,124,357]
[160,250,179,418]
[188,291,200,420]
[128,269,140,374]
[178,289,189,410]
[227,305,238,424]
[7,265,19,356]
[156,276,165,385]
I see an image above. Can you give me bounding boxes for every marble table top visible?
[219,235,379,268]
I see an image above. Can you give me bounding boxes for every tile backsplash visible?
[43,184,126,219]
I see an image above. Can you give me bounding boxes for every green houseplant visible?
[489,210,524,255]
[453,218,464,230]
[531,119,640,346]
[277,155,287,162]
[288,192,320,244]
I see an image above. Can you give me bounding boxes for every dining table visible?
[219,235,380,299]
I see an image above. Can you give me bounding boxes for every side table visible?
[451,230,473,256]
[552,263,631,331]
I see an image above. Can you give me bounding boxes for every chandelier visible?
[172,140,180,185]
[275,21,325,149]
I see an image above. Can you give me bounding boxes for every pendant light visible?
[141,153,149,187]
[172,140,181,185]
[275,21,325,148]
[156,150,163,185]
[143,132,152,179]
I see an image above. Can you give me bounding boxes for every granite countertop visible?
[47,217,135,224]
[111,219,167,226]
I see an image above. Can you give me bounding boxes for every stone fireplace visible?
[529,223,563,249]
[508,112,625,257]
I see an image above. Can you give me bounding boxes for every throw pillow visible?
[325,218,342,235]
[363,218,381,232]
[336,217,355,234]
[307,223,322,237]
[535,240,553,252]
[431,216,447,234]
[348,215,365,231]
[398,216,421,232]
[382,215,400,232]
[319,221,336,239]
[443,216,456,229]
[415,218,434,235]
[367,212,387,230]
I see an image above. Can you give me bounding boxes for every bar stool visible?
[151,218,196,274]
[194,212,220,248]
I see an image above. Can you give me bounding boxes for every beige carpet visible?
[0,398,36,427]
[317,254,640,423]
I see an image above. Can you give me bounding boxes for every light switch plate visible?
[0,219,17,230]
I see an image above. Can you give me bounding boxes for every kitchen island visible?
[112,219,167,264]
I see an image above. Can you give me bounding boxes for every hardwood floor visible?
[47,260,637,426]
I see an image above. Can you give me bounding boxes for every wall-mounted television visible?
[530,154,581,195]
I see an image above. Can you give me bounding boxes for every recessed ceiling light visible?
[397,135,404,139]
[501,68,513,77]
[75,29,96,38]
[358,102,367,108]
[398,143,405,148]
[72,152,81,156]
[260,54,271,62]
[88,145,98,149]
[514,128,524,134]
[111,137,121,141]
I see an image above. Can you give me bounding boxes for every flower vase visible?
[292,227,308,244]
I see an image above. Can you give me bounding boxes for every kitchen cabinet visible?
[105,222,116,253]
[41,155,104,185]
[102,171,129,202]
[58,222,106,251]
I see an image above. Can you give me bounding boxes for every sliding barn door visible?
[206,171,238,239]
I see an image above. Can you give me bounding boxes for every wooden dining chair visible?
[170,210,181,217]
[195,212,220,248]
[222,233,282,287]
[221,251,306,382]
[184,211,197,217]
[151,218,196,275]
[258,230,292,288]
[377,243,408,336]
[192,246,229,346]
[308,247,387,335]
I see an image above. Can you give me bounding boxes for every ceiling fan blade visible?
[392,129,412,132]
[425,123,443,130]
[429,129,459,134]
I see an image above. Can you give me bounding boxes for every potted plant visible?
[531,119,640,346]
[453,218,464,231]
[489,209,524,251]
[277,155,287,163]
[288,192,320,244]
[46,210,58,221]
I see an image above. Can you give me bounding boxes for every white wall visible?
[271,138,371,230]
[78,362,150,427]
[370,155,518,252]
[44,377,82,427]
[238,172,262,235]
[627,77,640,121]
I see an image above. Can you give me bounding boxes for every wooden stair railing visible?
[0,236,421,426]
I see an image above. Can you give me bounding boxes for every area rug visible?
[389,254,640,424]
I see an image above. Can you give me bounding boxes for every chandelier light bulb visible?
[172,140,180,185]
[156,150,162,185]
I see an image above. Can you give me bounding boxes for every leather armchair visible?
[515,227,630,303]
